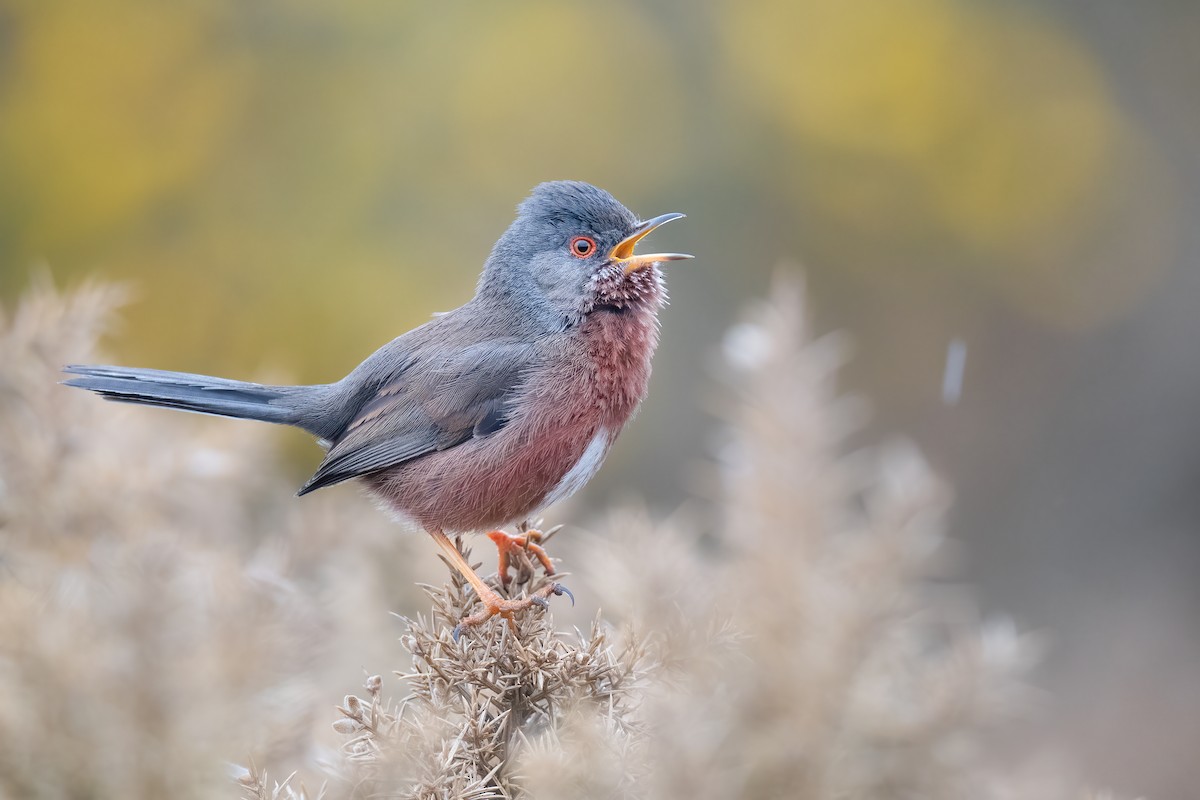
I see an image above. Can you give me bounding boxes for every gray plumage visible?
[63,181,678,507]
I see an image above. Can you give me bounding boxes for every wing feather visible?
[297,339,534,495]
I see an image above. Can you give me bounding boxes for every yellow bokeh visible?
[0,0,1179,349]
[447,1,687,195]
[727,0,1113,245]
[731,0,968,159]
[0,1,250,249]
[721,0,1170,328]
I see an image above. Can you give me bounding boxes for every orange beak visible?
[609,212,693,274]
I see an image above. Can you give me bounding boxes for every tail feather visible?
[62,364,302,427]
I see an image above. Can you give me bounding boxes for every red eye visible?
[569,236,595,258]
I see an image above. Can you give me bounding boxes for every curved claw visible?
[530,595,550,611]
[452,623,465,642]
[552,583,575,607]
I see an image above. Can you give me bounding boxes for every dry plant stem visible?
[4,277,1106,799]
[487,528,555,586]
[426,528,570,640]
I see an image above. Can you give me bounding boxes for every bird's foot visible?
[487,528,555,586]
[452,581,574,641]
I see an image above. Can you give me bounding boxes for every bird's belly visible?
[362,420,612,534]
[539,427,610,509]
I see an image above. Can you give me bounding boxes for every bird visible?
[63,181,691,637]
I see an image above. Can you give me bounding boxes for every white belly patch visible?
[542,429,610,508]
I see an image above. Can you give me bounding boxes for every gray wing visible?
[297,339,536,495]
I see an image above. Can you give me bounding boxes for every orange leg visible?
[487,528,555,586]
[427,529,571,640]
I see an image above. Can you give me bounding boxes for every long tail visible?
[62,364,310,428]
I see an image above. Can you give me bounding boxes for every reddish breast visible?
[576,305,659,427]
[364,303,661,533]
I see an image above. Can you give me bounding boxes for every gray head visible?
[478,181,691,326]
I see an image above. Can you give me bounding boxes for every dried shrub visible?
[298,550,648,799]
[295,278,1102,798]
[0,274,1129,799]
[0,276,414,798]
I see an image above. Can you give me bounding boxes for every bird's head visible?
[481,181,691,325]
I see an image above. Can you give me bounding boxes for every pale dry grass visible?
[0,275,1130,799]
[0,275,417,798]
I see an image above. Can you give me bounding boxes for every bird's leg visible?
[427,529,571,640]
[486,528,555,586]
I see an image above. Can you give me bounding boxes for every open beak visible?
[609,212,693,274]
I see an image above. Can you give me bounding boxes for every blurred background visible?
[0,0,1196,796]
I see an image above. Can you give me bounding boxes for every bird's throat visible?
[588,263,666,314]
[578,296,660,428]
